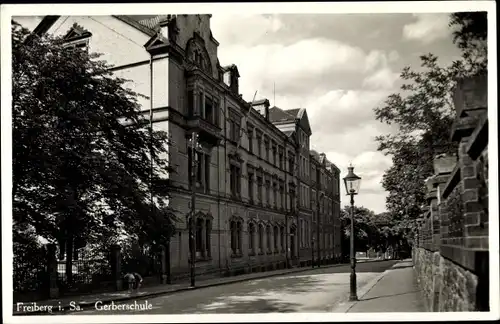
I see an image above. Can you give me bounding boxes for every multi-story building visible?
[30,14,341,275]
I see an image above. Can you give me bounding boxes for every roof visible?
[285,108,301,118]
[113,15,157,37]
[252,98,269,106]
[136,15,171,30]
[269,106,296,123]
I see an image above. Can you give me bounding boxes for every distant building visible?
[31,14,342,275]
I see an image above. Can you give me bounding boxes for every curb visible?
[15,260,360,316]
[331,260,405,313]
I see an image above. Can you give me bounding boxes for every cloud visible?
[307,89,392,136]
[362,67,400,90]
[216,38,368,98]
[211,14,283,46]
[402,13,452,44]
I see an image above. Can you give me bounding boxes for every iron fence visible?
[57,249,112,293]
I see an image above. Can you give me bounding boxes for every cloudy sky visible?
[210,13,463,213]
[11,11,464,213]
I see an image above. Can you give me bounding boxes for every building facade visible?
[32,14,342,276]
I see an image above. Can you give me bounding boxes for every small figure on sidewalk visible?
[124,272,143,293]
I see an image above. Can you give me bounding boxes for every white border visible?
[1,1,498,323]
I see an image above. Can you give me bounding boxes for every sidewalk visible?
[14,260,380,315]
[338,259,426,313]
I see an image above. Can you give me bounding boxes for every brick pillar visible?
[110,245,122,290]
[46,244,59,298]
[159,245,167,284]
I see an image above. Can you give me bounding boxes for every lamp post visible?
[188,132,202,287]
[311,236,315,268]
[343,164,362,302]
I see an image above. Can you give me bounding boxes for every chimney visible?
[222,64,240,95]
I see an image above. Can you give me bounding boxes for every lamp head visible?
[343,164,361,195]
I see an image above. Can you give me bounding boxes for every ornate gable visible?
[185,31,213,75]
[63,23,92,42]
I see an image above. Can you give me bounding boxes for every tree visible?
[373,11,487,236]
[374,54,463,233]
[449,12,487,74]
[12,21,177,287]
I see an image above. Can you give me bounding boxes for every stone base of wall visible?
[413,247,486,311]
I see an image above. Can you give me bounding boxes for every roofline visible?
[113,15,157,37]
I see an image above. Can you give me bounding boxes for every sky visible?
[11,12,464,214]
[209,13,463,213]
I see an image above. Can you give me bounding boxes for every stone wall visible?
[413,74,489,312]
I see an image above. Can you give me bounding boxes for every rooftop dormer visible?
[252,99,270,120]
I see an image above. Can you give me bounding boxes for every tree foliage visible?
[340,206,403,254]
[450,11,488,74]
[12,21,177,286]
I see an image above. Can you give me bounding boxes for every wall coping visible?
[466,114,488,160]
[442,163,461,199]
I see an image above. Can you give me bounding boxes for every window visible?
[266,225,272,252]
[205,219,211,258]
[249,222,256,253]
[257,176,263,203]
[231,119,241,142]
[230,165,241,197]
[205,155,210,192]
[272,145,277,165]
[188,90,194,116]
[248,172,254,202]
[264,138,270,161]
[300,219,304,248]
[205,96,214,124]
[274,226,279,251]
[196,218,203,253]
[248,127,254,153]
[188,148,204,189]
[265,180,271,206]
[273,183,278,207]
[258,224,264,253]
[196,152,203,184]
[280,184,285,209]
[256,132,262,157]
[280,226,285,251]
[230,219,242,255]
[279,148,284,169]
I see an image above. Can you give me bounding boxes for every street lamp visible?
[188,132,202,287]
[343,164,361,302]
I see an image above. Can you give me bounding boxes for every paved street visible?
[69,260,397,314]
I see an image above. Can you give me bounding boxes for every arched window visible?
[248,222,256,253]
